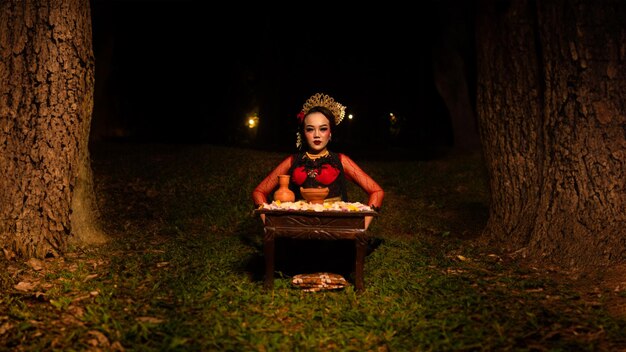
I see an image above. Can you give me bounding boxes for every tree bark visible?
[0,0,105,258]
[476,0,626,268]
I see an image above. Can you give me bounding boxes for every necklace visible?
[305,150,329,160]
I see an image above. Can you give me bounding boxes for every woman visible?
[252,93,384,229]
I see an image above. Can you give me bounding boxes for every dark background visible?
[90,1,474,153]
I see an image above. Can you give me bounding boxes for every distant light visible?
[247,115,259,129]
[348,114,354,120]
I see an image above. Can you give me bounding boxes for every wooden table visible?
[255,209,377,292]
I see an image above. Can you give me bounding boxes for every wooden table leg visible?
[354,237,366,292]
[264,235,275,290]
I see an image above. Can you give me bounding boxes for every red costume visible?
[252,151,384,211]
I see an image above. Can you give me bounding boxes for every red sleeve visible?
[252,156,293,207]
[339,153,384,210]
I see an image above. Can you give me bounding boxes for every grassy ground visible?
[1,142,626,351]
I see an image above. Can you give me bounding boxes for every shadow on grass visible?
[440,201,489,239]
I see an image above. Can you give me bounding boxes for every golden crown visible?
[301,93,346,125]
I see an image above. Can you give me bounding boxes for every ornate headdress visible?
[299,93,346,125]
[296,93,346,149]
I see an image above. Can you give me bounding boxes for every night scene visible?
[1,0,625,350]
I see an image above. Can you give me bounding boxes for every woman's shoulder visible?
[332,152,351,161]
[330,152,354,169]
[288,152,306,162]
[277,154,297,167]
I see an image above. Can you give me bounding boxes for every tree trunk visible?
[0,0,105,259]
[476,0,626,268]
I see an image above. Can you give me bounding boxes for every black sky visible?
[91,1,461,150]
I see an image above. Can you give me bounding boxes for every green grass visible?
[0,143,625,351]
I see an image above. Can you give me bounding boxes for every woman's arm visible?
[340,154,384,209]
[252,156,293,207]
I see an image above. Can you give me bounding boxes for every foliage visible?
[0,143,625,351]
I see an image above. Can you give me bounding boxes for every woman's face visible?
[303,112,331,153]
